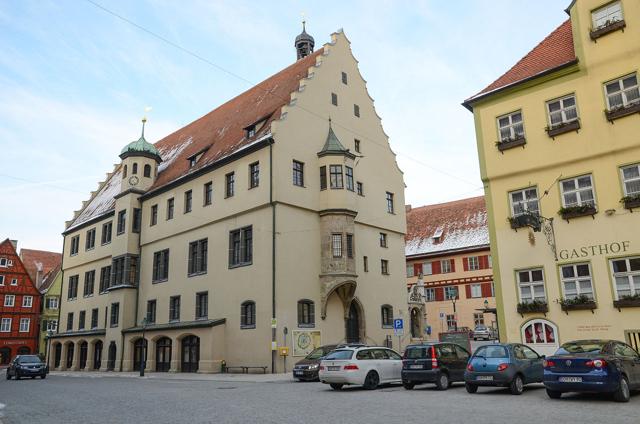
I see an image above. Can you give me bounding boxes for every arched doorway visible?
[410,308,422,338]
[156,337,172,372]
[521,319,559,357]
[93,341,103,370]
[181,336,199,373]
[0,347,11,365]
[17,346,30,355]
[54,343,62,368]
[66,343,75,369]
[79,342,88,370]
[107,342,117,371]
[133,339,147,372]
[345,302,361,343]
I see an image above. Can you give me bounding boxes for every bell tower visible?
[119,117,162,193]
[294,20,314,60]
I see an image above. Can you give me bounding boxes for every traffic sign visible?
[394,319,404,336]
[439,312,445,320]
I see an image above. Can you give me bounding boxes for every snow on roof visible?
[405,196,489,257]
[66,167,123,231]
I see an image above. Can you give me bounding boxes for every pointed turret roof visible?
[318,122,355,158]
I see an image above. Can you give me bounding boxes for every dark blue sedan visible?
[464,343,544,395]
[543,339,640,402]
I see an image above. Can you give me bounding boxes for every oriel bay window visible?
[111,254,139,287]
[152,249,170,282]
[610,257,640,299]
[560,263,594,300]
[517,268,546,303]
[188,239,208,276]
[329,165,343,189]
[229,226,252,267]
[297,300,315,327]
[241,301,256,329]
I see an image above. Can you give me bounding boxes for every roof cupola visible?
[119,117,162,163]
[295,20,314,60]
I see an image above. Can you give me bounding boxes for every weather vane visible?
[141,106,152,137]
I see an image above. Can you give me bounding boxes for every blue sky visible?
[0,0,568,252]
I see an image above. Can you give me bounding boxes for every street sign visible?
[394,319,404,336]
[439,312,445,320]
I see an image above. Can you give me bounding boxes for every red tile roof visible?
[39,264,61,293]
[465,19,576,104]
[405,196,489,257]
[19,248,62,284]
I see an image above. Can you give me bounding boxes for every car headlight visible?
[308,364,319,370]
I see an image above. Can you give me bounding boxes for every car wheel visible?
[403,382,415,390]
[509,375,524,395]
[465,383,478,394]
[40,374,46,379]
[363,371,380,390]
[15,371,21,381]
[5,371,11,380]
[613,376,630,403]
[329,383,343,391]
[435,372,449,390]
[546,389,562,399]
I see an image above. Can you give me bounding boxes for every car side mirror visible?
[540,355,546,359]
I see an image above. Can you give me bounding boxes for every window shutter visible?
[450,259,456,272]
[480,255,489,270]
[435,287,444,301]
[42,319,48,330]
[481,283,492,298]
[465,284,471,299]
[463,257,469,271]
[413,263,422,275]
[432,261,441,274]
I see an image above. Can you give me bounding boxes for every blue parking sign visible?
[393,319,403,330]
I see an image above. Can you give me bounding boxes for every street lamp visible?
[139,317,148,377]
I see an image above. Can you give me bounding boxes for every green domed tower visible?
[119,118,162,193]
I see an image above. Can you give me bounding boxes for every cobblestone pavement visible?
[0,372,637,424]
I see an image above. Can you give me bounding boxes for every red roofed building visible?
[0,239,42,364]
[19,249,62,289]
[405,197,496,341]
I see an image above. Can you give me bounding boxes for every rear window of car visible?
[324,350,353,360]
[305,348,326,360]
[475,346,508,359]
[17,355,42,364]
[555,341,607,355]
[475,325,487,330]
[404,347,429,359]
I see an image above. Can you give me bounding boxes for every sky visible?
[0,0,569,252]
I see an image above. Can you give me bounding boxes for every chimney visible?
[10,240,17,250]
[405,205,412,213]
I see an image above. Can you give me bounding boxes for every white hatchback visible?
[319,346,403,390]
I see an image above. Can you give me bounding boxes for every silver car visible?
[472,325,493,341]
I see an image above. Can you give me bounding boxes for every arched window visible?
[123,165,128,178]
[144,164,152,178]
[240,301,256,329]
[522,319,557,344]
[381,304,393,328]
[132,163,138,175]
[297,300,315,327]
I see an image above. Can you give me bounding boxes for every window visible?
[47,297,59,309]
[560,175,595,207]
[345,166,354,191]
[4,294,14,307]
[0,318,11,332]
[357,182,363,196]
[386,192,394,213]
[363,256,369,272]
[332,234,343,258]
[152,249,170,282]
[241,301,256,328]
[83,270,95,297]
[188,239,208,275]
[110,303,119,327]
[195,292,208,320]
[100,222,112,245]
[184,191,192,214]
[78,311,86,330]
[406,264,414,277]
[123,165,127,178]
[592,1,623,29]
[605,74,639,110]
[150,205,158,226]
[169,296,180,321]
[517,268,546,303]
[85,228,96,250]
[445,286,458,300]
[441,259,452,274]
[319,166,327,190]
[293,161,304,187]
[132,163,138,175]
[66,313,73,331]
[621,164,640,196]
[379,233,388,248]
[229,226,252,267]
[99,266,111,293]
[19,318,30,333]
[67,275,79,300]
[381,259,389,275]
[346,234,354,259]
[331,92,338,106]
[246,125,256,138]
[297,300,315,327]
[560,263,594,300]
[90,308,99,329]
[144,164,151,178]
[381,305,393,328]
[510,188,539,216]
[473,313,485,326]
[146,300,156,324]
[225,172,235,197]
[354,139,360,153]
[204,182,213,206]
[468,256,480,271]
[111,254,139,287]
[70,235,80,256]
[10,278,17,286]
[341,71,348,85]
[47,319,58,332]
[0,275,3,285]
[166,198,174,220]
[354,104,360,117]
[547,94,578,127]
[189,157,197,168]
[329,165,343,189]
[249,162,259,188]
[522,319,556,344]
[610,256,640,299]
[470,284,482,298]
[446,315,457,331]
[497,111,524,142]
[116,210,126,235]
[424,288,435,302]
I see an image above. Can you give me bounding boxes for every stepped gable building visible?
[405,197,495,339]
[19,249,62,289]
[464,0,640,355]
[52,26,406,374]
[0,239,42,364]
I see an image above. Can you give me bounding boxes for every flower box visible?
[509,213,541,230]
[546,120,580,138]
[517,302,548,315]
[622,196,640,210]
[590,19,626,41]
[613,298,640,309]
[560,297,597,313]
[496,137,526,152]
[559,205,597,220]
[605,102,640,122]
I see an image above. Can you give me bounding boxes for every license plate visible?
[559,376,582,383]
[294,371,303,375]
[328,366,340,371]
[410,365,423,369]
[477,375,493,381]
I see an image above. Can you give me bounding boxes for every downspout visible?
[270,140,276,374]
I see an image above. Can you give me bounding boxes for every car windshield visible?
[556,341,607,355]
[17,355,42,364]
[305,348,326,360]
[475,346,508,359]
[405,347,429,359]
[323,350,353,360]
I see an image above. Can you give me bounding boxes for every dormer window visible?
[246,125,256,138]
[187,150,207,168]
[432,228,443,242]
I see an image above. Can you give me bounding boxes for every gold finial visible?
[141,106,152,137]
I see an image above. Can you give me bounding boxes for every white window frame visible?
[509,187,540,217]
[444,286,458,300]
[48,297,59,310]
[423,262,433,275]
[331,234,342,258]
[604,73,639,110]
[473,313,485,326]
[441,260,451,274]
[10,278,17,286]
[4,294,15,307]
[546,94,578,127]
[406,264,414,278]
[517,268,547,303]
[560,263,594,300]
[621,164,640,196]
[497,110,525,142]
[610,256,640,299]
[0,275,4,285]
[424,288,436,302]
[22,296,33,308]
[19,318,30,333]
[0,318,11,332]
[47,320,58,332]
[560,174,596,208]
[468,256,480,271]
[470,284,482,298]
[591,1,623,29]
[446,314,457,331]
